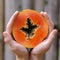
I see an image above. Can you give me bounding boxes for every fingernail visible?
[40,11,43,13]
[15,11,19,13]
[44,12,47,15]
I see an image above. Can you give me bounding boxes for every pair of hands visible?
[3,11,58,60]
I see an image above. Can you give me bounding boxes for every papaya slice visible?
[12,9,49,48]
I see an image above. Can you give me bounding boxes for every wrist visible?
[16,55,28,60]
[30,55,42,60]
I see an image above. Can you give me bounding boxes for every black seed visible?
[20,18,38,40]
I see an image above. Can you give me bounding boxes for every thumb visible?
[3,31,28,56]
[3,31,14,45]
[46,29,58,46]
[3,31,19,50]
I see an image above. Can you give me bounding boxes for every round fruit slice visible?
[12,9,49,48]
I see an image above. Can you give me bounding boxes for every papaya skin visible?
[12,9,49,48]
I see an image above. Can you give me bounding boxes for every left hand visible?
[3,11,29,60]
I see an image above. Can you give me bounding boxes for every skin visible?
[3,11,58,60]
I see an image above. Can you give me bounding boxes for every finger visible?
[3,31,28,56]
[40,11,54,33]
[40,11,50,20]
[6,11,19,34]
[46,29,58,46]
[3,31,16,47]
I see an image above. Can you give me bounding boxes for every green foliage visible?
[44,0,48,5]
[54,25,60,32]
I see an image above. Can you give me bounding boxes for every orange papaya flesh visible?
[12,9,49,48]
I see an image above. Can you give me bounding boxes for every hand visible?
[30,12,58,60]
[3,11,28,60]
[3,11,58,60]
